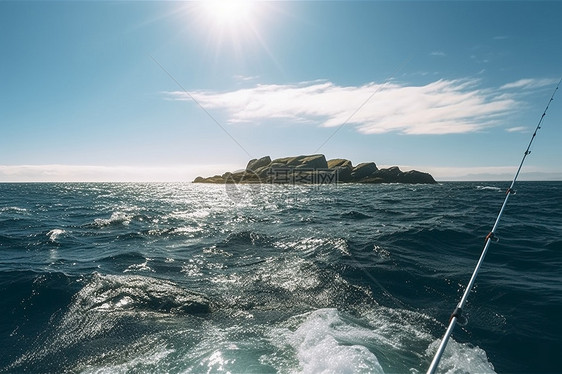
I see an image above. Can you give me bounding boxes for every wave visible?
[147,225,203,238]
[268,308,495,373]
[83,211,155,228]
[374,227,480,259]
[217,230,275,248]
[546,239,562,251]
[0,234,24,249]
[0,270,79,370]
[5,272,211,372]
[46,228,65,243]
[0,206,28,214]
[2,182,560,373]
[340,211,373,220]
[425,339,495,374]
[476,185,503,192]
[92,211,133,227]
[274,236,351,257]
[283,309,384,373]
[74,273,211,315]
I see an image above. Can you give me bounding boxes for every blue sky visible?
[1,1,561,182]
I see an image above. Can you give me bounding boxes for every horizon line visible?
[0,163,560,183]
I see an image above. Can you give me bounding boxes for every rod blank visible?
[426,78,561,374]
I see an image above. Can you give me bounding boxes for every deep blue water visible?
[0,182,561,373]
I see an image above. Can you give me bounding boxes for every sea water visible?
[1,182,561,373]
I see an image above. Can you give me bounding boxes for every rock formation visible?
[193,154,436,184]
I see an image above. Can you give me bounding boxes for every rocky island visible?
[193,154,436,184]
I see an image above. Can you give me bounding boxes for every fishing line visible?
[314,53,415,153]
[150,54,254,159]
[427,78,561,374]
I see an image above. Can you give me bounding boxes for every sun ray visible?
[201,0,255,28]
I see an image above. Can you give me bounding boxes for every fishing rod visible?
[426,78,561,374]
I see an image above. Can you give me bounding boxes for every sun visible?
[200,0,256,27]
[186,0,272,62]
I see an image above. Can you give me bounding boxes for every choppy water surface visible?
[1,182,561,373]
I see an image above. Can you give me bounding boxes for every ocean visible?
[0,182,560,373]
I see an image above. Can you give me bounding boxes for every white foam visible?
[47,228,65,242]
[0,206,28,213]
[270,307,497,374]
[123,259,154,273]
[362,306,496,374]
[476,185,502,192]
[93,212,132,227]
[286,309,384,374]
[425,339,495,374]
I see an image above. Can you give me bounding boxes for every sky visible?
[1,0,561,182]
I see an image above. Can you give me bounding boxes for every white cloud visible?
[166,79,518,135]
[430,51,446,57]
[505,126,528,133]
[500,78,558,90]
[233,74,259,82]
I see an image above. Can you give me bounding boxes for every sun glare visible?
[201,0,255,26]
[187,0,274,63]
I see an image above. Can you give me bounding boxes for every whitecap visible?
[425,339,495,374]
[93,212,132,227]
[476,185,502,192]
[284,309,384,374]
[124,258,154,273]
[269,307,496,374]
[0,206,28,214]
[47,229,66,242]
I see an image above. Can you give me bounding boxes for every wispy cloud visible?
[500,78,558,90]
[430,51,446,57]
[505,126,528,133]
[165,78,520,135]
[233,74,260,82]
